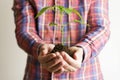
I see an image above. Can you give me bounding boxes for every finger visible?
[73,50,83,60]
[61,52,81,69]
[40,44,49,56]
[49,62,64,73]
[40,48,48,56]
[44,52,64,68]
[69,47,83,60]
[68,46,78,53]
[63,61,77,72]
[39,54,56,64]
[48,44,55,52]
[61,51,76,64]
[54,67,64,74]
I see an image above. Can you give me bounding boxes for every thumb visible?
[73,52,77,60]
[73,50,83,63]
[48,44,55,52]
[40,48,48,56]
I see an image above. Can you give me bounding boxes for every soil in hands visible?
[51,44,73,57]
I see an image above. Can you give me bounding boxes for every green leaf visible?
[73,19,90,26]
[55,6,65,13]
[35,6,52,19]
[72,9,83,22]
[49,22,58,26]
[35,5,89,26]
[73,19,81,23]
[55,6,73,14]
[63,8,73,14]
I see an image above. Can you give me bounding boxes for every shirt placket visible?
[53,0,61,44]
[53,0,71,46]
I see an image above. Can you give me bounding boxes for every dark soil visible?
[51,44,73,57]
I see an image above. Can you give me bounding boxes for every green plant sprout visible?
[35,5,89,45]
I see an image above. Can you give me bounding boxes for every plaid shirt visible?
[12,0,110,80]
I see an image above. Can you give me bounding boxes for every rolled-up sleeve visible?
[12,0,45,59]
[76,0,110,62]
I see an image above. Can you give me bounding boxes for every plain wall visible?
[0,0,120,80]
[0,1,27,80]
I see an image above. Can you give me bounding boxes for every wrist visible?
[38,44,44,55]
[75,46,84,62]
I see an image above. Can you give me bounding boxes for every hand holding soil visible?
[38,44,83,73]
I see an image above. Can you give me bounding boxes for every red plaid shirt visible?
[12,0,110,80]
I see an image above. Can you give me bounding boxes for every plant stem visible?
[61,26,64,45]
[60,11,65,45]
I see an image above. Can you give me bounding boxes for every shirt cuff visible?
[75,42,91,63]
[32,41,45,60]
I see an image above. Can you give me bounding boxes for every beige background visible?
[0,0,120,80]
[0,1,26,80]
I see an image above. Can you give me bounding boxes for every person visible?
[12,0,110,80]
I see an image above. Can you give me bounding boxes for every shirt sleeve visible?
[12,0,45,59]
[75,0,110,62]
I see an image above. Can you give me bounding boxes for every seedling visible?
[35,5,88,56]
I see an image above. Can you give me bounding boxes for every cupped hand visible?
[61,46,83,72]
[38,44,65,73]
[38,44,83,74]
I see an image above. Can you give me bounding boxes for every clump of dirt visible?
[51,44,73,57]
